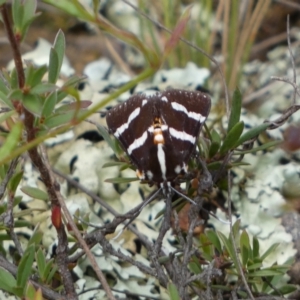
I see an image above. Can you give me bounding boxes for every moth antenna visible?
[171,187,230,224]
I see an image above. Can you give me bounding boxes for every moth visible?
[106,89,211,196]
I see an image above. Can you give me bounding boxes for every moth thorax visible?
[153,117,165,145]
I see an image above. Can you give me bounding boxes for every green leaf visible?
[25,282,36,300]
[42,0,93,21]
[8,171,23,193]
[12,0,24,31]
[36,249,46,278]
[236,123,269,147]
[55,100,91,113]
[260,243,279,261]
[0,267,17,294]
[30,65,48,87]
[20,186,48,201]
[16,244,35,290]
[28,230,43,246]
[206,230,222,253]
[105,177,139,184]
[234,140,281,155]
[209,129,221,158]
[217,231,239,268]
[207,161,223,170]
[53,30,65,77]
[252,236,259,259]
[45,259,57,283]
[0,122,22,160]
[44,111,74,128]
[96,123,119,155]
[63,75,85,88]
[0,90,14,108]
[102,161,130,168]
[0,111,15,125]
[168,283,180,300]
[247,269,283,277]
[270,284,297,295]
[48,48,59,84]
[22,0,37,25]
[23,93,43,116]
[31,83,56,94]
[199,233,213,259]
[0,76,9,94]
[228,88,242,132]
[41,91,57,118]
[10,68,19,89]
[220,121,244,155]
[240,230,250,266]
[247,262,262,270]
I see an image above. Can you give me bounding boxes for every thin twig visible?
[286,15,296,105]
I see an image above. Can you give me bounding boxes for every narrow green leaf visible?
[96,123,119,155]
[220,121,244,155]
[16,244,35,289]
[233,140,281,155]
[252,236,259,258]
[0,267,17,294]
[48,48,59,84]
[8,171,23,193]
[260,243,279,261]
[36,249,46,277]
[105,177,139,184]
[271,284,297,295]
[0,90,14,108]
[247,269,283,277]
[10,68,19,89]
[228,88,242,132]
[236,123,269,147]
[0,111,15,125]
[25,282,36,300]
[12,0,24,30]
[28,230,43,246]
[21,186,48,201]
[0,77,9,94]
[102,161,130,168]
[41,91,57,118]
[42,0,94,21]
[45,259,57,283]
[23,93,43,116]
[31,65,48,87]
[206,230,222,253]
[31,83,56,94]
[0,122,22,159]
[247,262,262,270]
[207,161,223,170]
[62,75,85,88]
[217,231,239,269]
[55,100,91,113]
[53,30,65,77]
[168,283,180,300]
[22,0,37,25]
[200,233,213,259]
[209,129,221,158]
[44,111,74,128]
[240,230,250,266]
[25,64,36,86]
